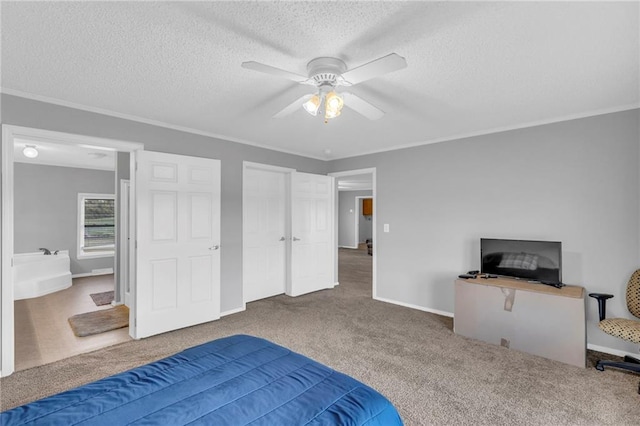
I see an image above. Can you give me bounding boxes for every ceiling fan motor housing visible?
[306,57,347,87]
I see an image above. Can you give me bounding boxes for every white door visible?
[290,172,335,296]
[243,168,287,302]
[135,151,221,338]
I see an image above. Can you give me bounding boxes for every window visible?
[78,193,115,259]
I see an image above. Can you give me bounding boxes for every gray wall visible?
[14,163,115,275]
[330,110,640,354]
[337,190,372,247]
[1,94,327,313]
[3,93,639,354]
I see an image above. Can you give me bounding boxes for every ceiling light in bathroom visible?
[22,145,39,158]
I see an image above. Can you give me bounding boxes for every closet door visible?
[243,168,287,302]
[289,172,335,296]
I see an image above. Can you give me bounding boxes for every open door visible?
[289,172,335,296]
[134,151,221,338]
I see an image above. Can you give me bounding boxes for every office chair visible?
[589,269,640,393]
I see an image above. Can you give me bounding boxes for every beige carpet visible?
[67,305,129,337]
[2,248,639,424]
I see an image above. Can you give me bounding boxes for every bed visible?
[1,334,403,425]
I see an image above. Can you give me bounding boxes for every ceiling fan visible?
[241,53,407,123]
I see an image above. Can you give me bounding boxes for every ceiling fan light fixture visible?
[23,145,39,158]
[245,53,406,121]
[324,91,344,122]
[325,91,343,112]
[303,94,321,116]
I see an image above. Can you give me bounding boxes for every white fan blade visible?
[342,92,385,120]
[341,53,407,86]
[273,94,312,119]
[242,61,309,83]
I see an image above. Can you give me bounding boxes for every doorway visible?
[355,196,373,251]
[120,180,131,306]
[1,124,142,377]
[329,168,376,297]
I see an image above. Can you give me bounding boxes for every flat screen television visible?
[480,238,562,285]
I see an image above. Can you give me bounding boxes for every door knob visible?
[209,245,220,250]
[293,237,301,241]
[279,237,286,241]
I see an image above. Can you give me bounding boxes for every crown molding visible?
[13,158,115,172]
[335,103,640,160]
[2,88,637,162]
[0,88,326,161]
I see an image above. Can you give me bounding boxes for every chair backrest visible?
[627,269,640,319]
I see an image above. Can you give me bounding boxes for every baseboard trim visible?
[72,271,114,279]
[339,245,359,249]
[372,296,454,318]
[221,305,246,317]
[587,343,639,358]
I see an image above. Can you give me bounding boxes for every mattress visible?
[2,334,403,425]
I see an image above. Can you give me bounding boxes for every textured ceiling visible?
[1,1,638,160]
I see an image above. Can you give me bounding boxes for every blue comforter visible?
[2,335,403,425]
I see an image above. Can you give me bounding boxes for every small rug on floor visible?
[89,291,114,306]
[68,305,129,337]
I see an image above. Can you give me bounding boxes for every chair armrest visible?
[588,293,614,321]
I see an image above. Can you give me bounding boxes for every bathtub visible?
[13,250,72,300]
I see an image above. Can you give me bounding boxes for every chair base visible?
[595,355,640,394]
[623,355,640,364]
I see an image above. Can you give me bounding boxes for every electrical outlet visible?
[383,224,389,233]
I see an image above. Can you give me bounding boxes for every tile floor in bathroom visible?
[14,274,132,372]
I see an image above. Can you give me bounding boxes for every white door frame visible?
[1,124,143,377]
[328,168,377,298]
[242,161,294,305]
[120,179,131,307]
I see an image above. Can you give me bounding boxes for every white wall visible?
[330,109,640,354]
[338,190,372,247]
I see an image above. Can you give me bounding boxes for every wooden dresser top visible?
[456,277,584,298]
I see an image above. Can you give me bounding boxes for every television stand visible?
[454,276,585,368]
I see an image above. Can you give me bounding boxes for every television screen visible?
[480,238,562,284]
